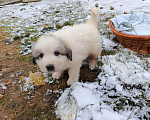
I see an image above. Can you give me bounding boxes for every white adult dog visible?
[32,7,102,85]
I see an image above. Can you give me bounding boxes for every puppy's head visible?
[32,34,72,73]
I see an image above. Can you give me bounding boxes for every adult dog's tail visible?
[87,7,99,26]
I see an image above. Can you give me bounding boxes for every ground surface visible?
[0,31,99,119]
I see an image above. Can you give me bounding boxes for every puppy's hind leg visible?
[67,62,82,85]
[88,54,98,68]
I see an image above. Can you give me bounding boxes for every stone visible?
[10,74,15,78]
[16,71,22,77]
[95,3,98,7]
[20,8,26,11]
[0,87,5,95]
[110,6,114,10]
[0,94,4,99]
[29,103,36,108]
[53,89,58,94]
[5,81,12,85]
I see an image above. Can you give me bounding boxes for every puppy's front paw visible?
[52,72,61,79]
[67,78,77,86]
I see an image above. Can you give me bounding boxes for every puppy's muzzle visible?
[46,64,55,72]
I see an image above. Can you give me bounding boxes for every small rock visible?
[5,52,9,55]
[10,117,15,120]
[20,8,26,11]
[0,87,5,95]
[29,103,36,108]
[40,18,44,21]
[95,3,98,7]
[10,74,15,78]
[110,6,114,10]
[16,71,22,77]
[21,76,25,82]
[55,10,60,13]
[15,86,19,90]
[5,81,12,86]
[124,12,128,14]
[53,89,58,94]
[0,94,4,99]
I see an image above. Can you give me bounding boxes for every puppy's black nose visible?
[46,64,55,72]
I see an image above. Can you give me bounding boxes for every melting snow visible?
[0,0,150,120]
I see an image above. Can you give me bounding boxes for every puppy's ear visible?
[33,57,37,65]
[49,34,72,61]
[66,49,72,61]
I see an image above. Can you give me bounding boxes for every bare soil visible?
[0,31,99,120]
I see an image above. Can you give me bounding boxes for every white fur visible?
[32,7,102,85]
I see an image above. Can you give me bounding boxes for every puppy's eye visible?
[39,53,44,58]
[54,51,60,56]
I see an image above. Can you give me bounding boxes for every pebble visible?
[29,103,36,108]
[0,94,4,99]
[53,89,58,94]
[20,8,26,11]
[0,87,5,95]
[10,117,15,120]
[10,74,15,78]
[16,71,22,77]
[95,3,98,7]
[110,6,114,10]
[5,81,12,85]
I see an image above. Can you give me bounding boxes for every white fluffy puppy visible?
[32,7,102,85]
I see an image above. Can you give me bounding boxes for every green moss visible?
[63,21,73,26]
[101,14,115,22]
[19,56,26,62]
[56,23,62,29]
[56,21,74,29]
[41,26,54,33]
[27,55,33,64]
[97,60,104,67]
[101,49,117,56]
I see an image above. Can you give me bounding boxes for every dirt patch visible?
[0,31,99,119]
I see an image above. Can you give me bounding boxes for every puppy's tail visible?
[87,7,99,26]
